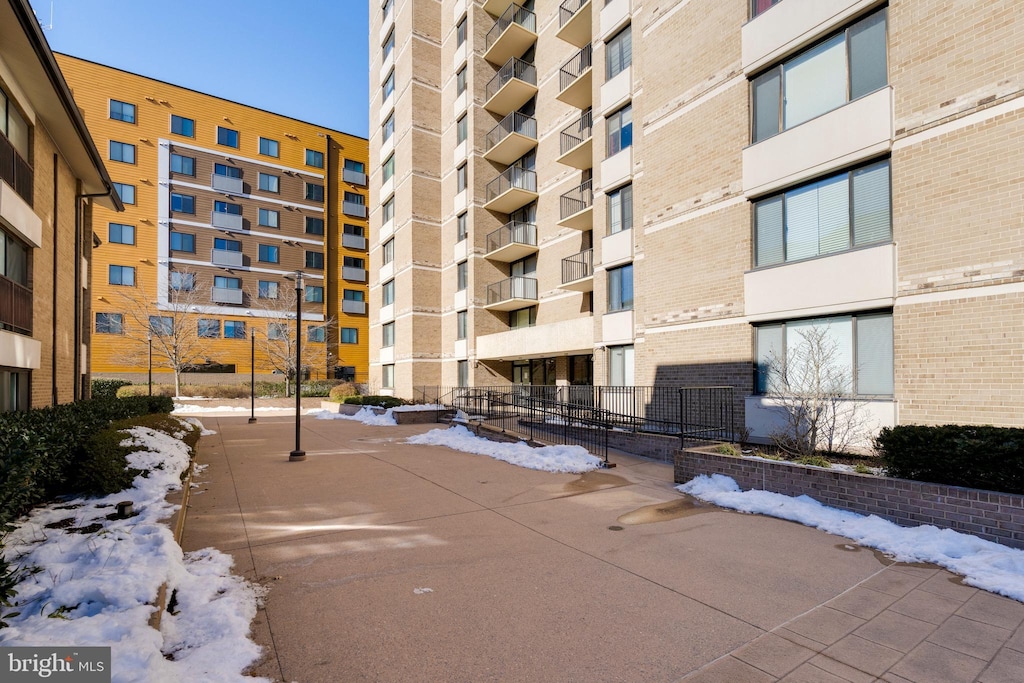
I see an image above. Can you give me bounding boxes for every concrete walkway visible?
[181,415,1024,682]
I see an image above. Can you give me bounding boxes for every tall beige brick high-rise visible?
[369,0,1024,440]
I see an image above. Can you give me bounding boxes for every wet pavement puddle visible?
[562,471,630,494]
[616,496,716,525]
[834,543,896,566]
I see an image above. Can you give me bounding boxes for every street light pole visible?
[248,327,257,424]
[289,270,306,461]
[147,332,153,397]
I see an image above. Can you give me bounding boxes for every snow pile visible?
[313,406,398,426]
[180,416,217,436]
[173,403,298,414]
[679,474,1024,602]
[0,417,268,682]
[392,404,444,412]
[407,424,601,473]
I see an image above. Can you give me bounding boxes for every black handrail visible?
[560,179,593,220]
[486,3,537,51]
[486,57,538,102]
[559,0,589,28]
[0,133,33,207]
[486,221,537,254]
[559,108,593,156]
[559,44,592,92]
[485,111,538,152]
[561,248,593,284]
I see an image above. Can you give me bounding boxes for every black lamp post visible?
[289,271,306,461]
[147,332,153,397]
[248,327,257,424]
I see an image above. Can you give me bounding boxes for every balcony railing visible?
[342,300,367,314]
[486,276,538,306]
[211,287,243,305]
[485,166,537,204]
[486,221,537,254]
[559,0,589,27]
[486,3,537,51]
[343,168,367,185]
[0,134,33,207]
[343,201,367,218]
[485,111,538,154]
[211,173,243,194]
[0,275,32,335]
[559,44,592,93]
[342,267,367,282]
[560,108,593,156]
[211,248,244,268]
[560,179,593,220]
[211,211,243,230]
[486,57,537,102]
[342,233,367,250]
[562,248,593,285]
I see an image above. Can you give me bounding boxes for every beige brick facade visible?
[372,0,1024,435]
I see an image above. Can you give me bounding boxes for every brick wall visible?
[675,450,1024,550]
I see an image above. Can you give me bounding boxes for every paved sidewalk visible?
[181,415,1024,682]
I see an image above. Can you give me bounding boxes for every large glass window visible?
[109,140,135,164]
[382,238,394,265]
[607,184,633,234]
[259,137,279,157]
[383,154,395,182]
[95,313,123,334]
[170,271,195,291]
[383,70,395,100]
[456,164,467,193]
[214,238,241,252]
[382,322,395,348]
[382,280,395,305]
[112,183,135,205]
[198,319,221,338]
[225,321,247,339]
[751,0,782,18]
[217,126,239,148]
[259,173,279,193]
[306,149,324,168]
[456,311,467,340]
[170,193,194,214]
[108,265,135,286]
[754,159,890,267]
[258,244,279,263]
[382,197,395,223]
[306,252,324,269]
[457,115,468,144]
[149,316,173,336]
[608,345,634,386]
[752,9,888,142]
[509,307,535,330]
[305,285,324,302]
[344,289,365,302]
[606,105,632,157]
[170,153,195,176]
[307,326,326,343]
[456,67,467,96]
[170,115,194,137]
[214,275,242,290]
[306,217,324,235]
[306,183,324,202]
[108,223,135,245]
[169,231,195,253]
[606,25,632,80]
[456,17,467,47]
[607,264,633,312]
[382,364,395,389]
[383,113,395,143]
[458,360,469,388]
[383,30,395,60]
[109,100,135,123]
[755,312,893,396]
[341,328,358,344]
[456,261,468,291]
[259,208,280,228]
[258,280,279,299]
[214,200,242,215]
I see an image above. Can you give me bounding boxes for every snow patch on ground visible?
[391,404,444,412]
[0,417,268,682]
[311,406,398,426]
[407,425,601,473]
[679,474,1024,603]
[172,403,313,415]
[180,416,216,436]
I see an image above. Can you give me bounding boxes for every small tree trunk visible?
[174,370,181,397]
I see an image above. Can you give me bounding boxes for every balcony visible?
[485,57,538,116]
[558,179,593,229]
[484,4,537,66]
[557,0,592,47]
[211,211,243,231]
[211,173,243,195]
[556,109,593,169]
[485,221,538,262]
[482,0,514,17]
[210,248,243,268]
[342,233,367,250]
[342,300,366,315]
[477,317,593,360]
[484,166,537,214]
[343,267,368,282]
[343,168,367,185]
[485,276,538,311]
[0,275,32,335]
[557,44,592,109]
[484,111,538,165]
[743,0,866,74]
[0,134,33,207]
[561,248,594,291]
[211,287,243,305]
[343,201,368,218]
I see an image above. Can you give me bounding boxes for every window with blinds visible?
[754,159,890,267]
[754,312,893,397]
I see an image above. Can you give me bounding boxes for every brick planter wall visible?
[675,450,1024,550]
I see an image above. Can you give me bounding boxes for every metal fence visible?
[559,44,592,93]
[414,385,735,462]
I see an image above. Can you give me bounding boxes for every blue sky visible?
[28,0,370,137]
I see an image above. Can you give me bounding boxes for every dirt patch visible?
[617,496,716,525]
[563,471,629,494]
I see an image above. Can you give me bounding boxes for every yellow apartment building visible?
[58,55,370,385]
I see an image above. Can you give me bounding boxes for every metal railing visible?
[559,0,589,27]
[486,221,537,254]
[486,276,537,305]
[559,44,592,93]
[414,384,737,463]
[0,275,32,335]
[486,3,537,50]
[485,166,537,203]
[559,108,593,156]
[0,134,33,206]
[560,179,593,219]
[561,248,593,284]
[486,57,537,102]
[485,111,538,153]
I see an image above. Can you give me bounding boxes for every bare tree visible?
[763,324,870,456]
[112,268,209,396]
[248,283,333,397]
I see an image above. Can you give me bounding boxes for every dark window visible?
[169,231,195,253]
[170,193,194,214]
[306,149,324,168]
[306,183,324,201]
[306,252,324,269]
[198,319,221,338]
[170,153,195,176]
[305,217,325,235]
[217,126,239,148]
[109,100,136,123]
[108,223,135,245]
[170,115,194,137]
[95,313,123,334]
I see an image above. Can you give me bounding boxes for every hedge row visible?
[343,395,406,409]
[876,425,1024,495]
[0,395,174,529]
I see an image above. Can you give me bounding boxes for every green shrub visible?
[300,380,340,397]
[328,382,360,401]
[853,463,875,475]
[343,395,406,409]
[713,444,740,456]
[91,379,133,399]
[876,425,1024,494]
[254,381,286,398]
[794,455,832,468]
[753,450,784,461]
